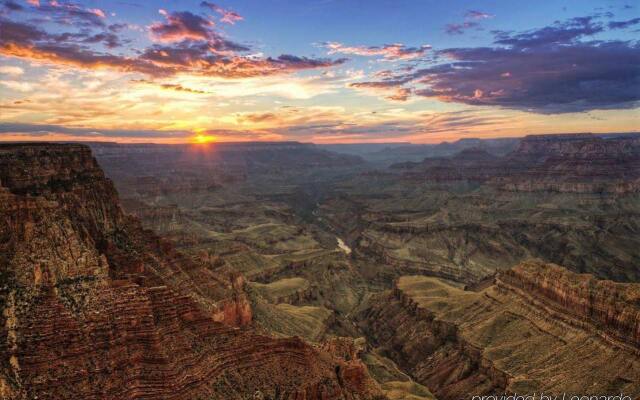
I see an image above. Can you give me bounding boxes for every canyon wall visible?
[0,144,382,400]
[358,261,640,399]
[499,261,640,349]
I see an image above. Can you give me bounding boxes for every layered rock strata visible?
[358,261,640,399]
[0,143,382,400]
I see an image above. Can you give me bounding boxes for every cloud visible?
[445,9,493,35]
[132,79,211,94]
[608,17,640,29]
[492,16,604,47]
[386,88,411,102]
[324,42,430,60]
[270,108,513,143]
[0,19,169,75]
[150,10,215,42]
[0,17,345,79]
[139,41,345,78]
[1,1,24,12]
[348,79,413,101]
[465,10,494,20]
[0,65,24,75]
[0,122,188,138]
[0,122,279,142]
[32,1,107,28]
[412,40,640,113]
[445,21,478,35]
[0,80,33,91]
[349,15,640,113]
[56,31,126,48]
[236,112,278,123]
[200,2,243,25]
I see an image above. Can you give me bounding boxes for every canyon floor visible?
[1,134,639,399]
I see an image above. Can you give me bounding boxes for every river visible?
[336,237,352,254]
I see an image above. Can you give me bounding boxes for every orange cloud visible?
[0,18,346,79]
[324,42,430,60]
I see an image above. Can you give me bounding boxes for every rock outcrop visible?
[0,143,382,400]
[388,133,640,194]
[358,261,640,399]
[493,134,640,193]
[499,261,640,349]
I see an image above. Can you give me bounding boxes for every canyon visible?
[358,261,640,399]
[1,133,639,399]
[0,144,382,400]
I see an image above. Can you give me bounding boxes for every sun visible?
[192,134,216,144]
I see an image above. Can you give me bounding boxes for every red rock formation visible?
[388,134,640,193]
[493,134,640,193]
[358,263,640,399]
[0,144,383,400]
[499,260,640,349]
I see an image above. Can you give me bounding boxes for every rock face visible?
[358,262,640,400]
[493,134,640,193]
[499,261,640,348]
[390,133,640,194]
[0,144,382,400]
[319,133,640,284]
[390,148,503,182]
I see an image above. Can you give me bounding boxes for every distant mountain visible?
[319,142,411,156]
[354,137,521,165]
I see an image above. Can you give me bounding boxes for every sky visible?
[0,0,638,144]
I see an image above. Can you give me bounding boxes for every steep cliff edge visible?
[387,134,640,194]
[499,261,640,349]
[0,143,383,400]
[358,261,640,399]
[493,134,640,193]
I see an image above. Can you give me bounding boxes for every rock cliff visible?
[388,134,640,194]
[499,261,640,348]
[358,261,640,399]
[0,143,382,400]
[493,134,640,193]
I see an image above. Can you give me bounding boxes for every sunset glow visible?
[0,0,638,144]
[193,134,217,144]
